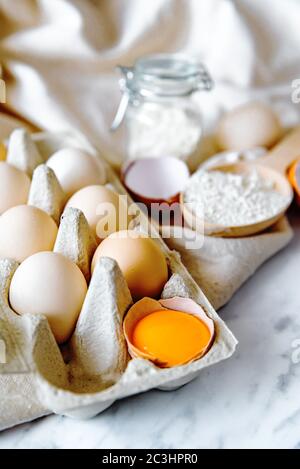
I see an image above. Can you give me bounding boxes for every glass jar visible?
[111,54,213,164]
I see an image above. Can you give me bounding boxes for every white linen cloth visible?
[1,0,300,165]
[0,0,297,429]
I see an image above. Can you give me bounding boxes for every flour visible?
[184,169,290,226]
[128,102,202,161]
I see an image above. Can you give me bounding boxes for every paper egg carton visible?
[0,129,237,420]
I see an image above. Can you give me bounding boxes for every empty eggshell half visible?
[123,296,215,368]
[0,205,58,263]
[216,102,282,151]
[9,251,88,344]
[92,230,169,300]
[122,156,190,204]
[0,162,31,214]
[47,148,106,198]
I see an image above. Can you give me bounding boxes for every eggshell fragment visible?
[9,251,88,344]
[122,156,190,203]
[123,297,215,368]
[92,230,168,300]
[65,185,130,241]
[6,128,43,176]
[216,102,282,151]
[0,205,58,263]
[47,148,106,198]
[0,162,31,214]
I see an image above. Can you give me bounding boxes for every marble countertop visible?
[0,213,300,449]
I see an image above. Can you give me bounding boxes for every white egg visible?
[0,205,58,263]
[47,148,106,198]
[0,162,31,214]
[9,251,88,344]
[216,102,282,151]
[65,185,130,241]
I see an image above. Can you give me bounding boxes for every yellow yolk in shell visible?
[0,142,6,161]
[131,309,211,367]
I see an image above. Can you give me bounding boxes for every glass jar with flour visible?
[111,54,213,164]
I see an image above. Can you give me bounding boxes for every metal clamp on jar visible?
[111,54,213,164]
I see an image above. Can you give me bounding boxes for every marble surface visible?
[0,212,300,449]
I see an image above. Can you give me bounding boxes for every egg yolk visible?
[0,142,6,161]
[131,309,211,367]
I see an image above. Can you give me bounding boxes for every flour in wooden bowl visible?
[184,169,290,226]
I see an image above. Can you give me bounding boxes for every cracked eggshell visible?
[0,162,31,214]
[47,148,106,198]
[123,297,215,367]
[0,205,58,263]
[122,156,190,205]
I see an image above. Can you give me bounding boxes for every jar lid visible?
[111,53,213,130]
[124,54,213,97]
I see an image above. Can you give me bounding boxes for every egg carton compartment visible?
[0,130,237,421]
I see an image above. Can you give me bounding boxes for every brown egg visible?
[216,102,282,151]
[0,162,31,214]
[9,251,88,344]
[0,205,58,263]
[92,230,168,300]
[65,185,130,242]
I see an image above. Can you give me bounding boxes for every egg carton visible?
[0,129,237,422]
